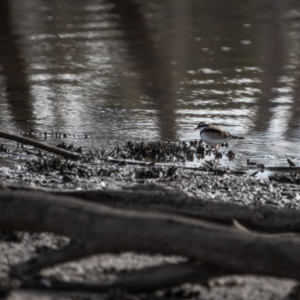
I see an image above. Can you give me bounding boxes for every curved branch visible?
[57,187,300,233]
[20,262,223,293]
[3,183,300,234]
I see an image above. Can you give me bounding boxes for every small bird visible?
[194,121,244,151]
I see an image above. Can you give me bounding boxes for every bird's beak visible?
[194,127,198,130]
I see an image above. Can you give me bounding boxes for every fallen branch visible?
[0,130,81,160]
[54,186,300,234]
[1,190,300,284]
[2,183,300,234]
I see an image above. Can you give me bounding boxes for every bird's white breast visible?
[200,132,231,145]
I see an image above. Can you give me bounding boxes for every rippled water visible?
[0,0,300,168]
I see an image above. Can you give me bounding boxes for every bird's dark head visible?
[194,121,209,130]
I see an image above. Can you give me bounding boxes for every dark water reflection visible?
[0,0,300,167]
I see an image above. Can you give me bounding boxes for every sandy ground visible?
[0,233,297,300]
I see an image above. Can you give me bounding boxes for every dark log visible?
[2,182,300,234]
[56,186,300,234]
[1,190,300,282]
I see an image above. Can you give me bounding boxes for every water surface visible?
[0,0,300,168]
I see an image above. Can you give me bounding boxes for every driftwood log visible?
[3,183,300,234]
[55,186,300,234]
[1,189,300,294]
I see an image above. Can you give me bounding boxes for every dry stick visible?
[56,187,300,233]
[106,157,231,173]
[265,166,300,173]
[0,130,81,160]
[2,190,300,282]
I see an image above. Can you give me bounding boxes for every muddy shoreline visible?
[0,139,299,299]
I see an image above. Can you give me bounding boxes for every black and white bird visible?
[194,121,244,151]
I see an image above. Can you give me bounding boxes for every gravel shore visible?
[0,141,300,300]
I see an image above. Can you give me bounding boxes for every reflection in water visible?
[0,0,299,164]
[108,0,177,141]
[254,0,286,134]
[0,0,33,128]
